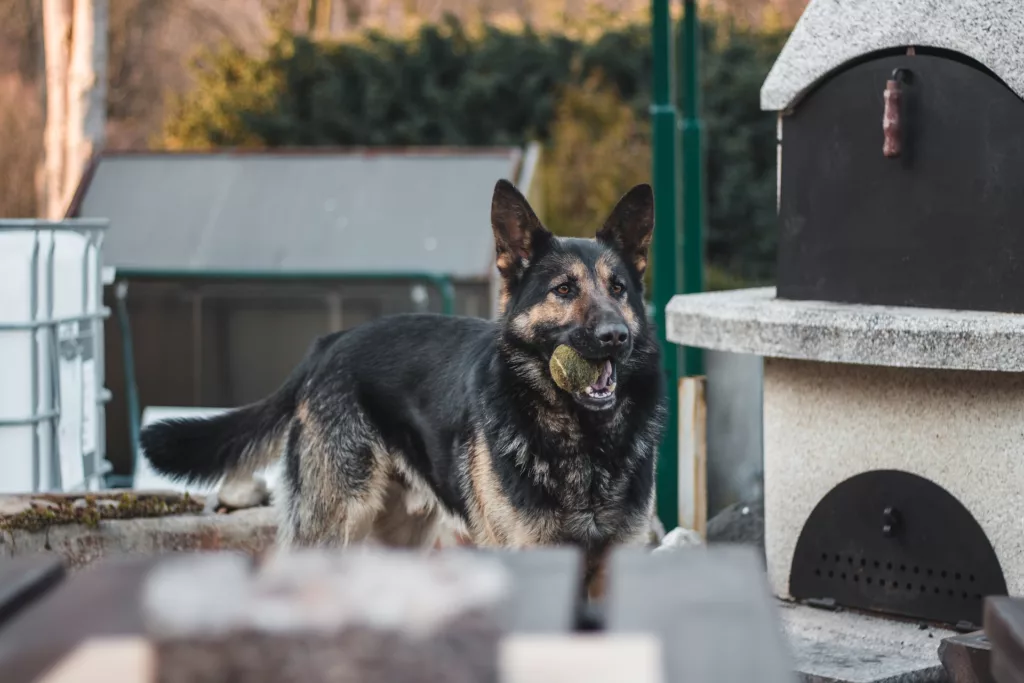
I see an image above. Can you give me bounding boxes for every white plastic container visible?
[0,220,110,493]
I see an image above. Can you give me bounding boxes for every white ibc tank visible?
[0,220,110,493]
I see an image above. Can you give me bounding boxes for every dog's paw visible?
[215,475,271,511]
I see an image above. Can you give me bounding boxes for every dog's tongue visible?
[590,360,614,391]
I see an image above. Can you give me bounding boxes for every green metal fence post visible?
[115,281,143,470]
[679,0,706,377]
[427,274,457,316]
[651,0,682,530]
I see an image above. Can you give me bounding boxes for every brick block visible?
[143,549,511,683]
[939,630,994,683]
[985,597,1024,683]
[0,556,65,627]
[605,545,796,683]
[474,547,581,633]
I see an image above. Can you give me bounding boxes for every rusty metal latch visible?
[883,68,911,158]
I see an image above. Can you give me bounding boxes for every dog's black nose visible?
[595,322,629,349]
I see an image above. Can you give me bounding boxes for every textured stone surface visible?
[779,601,954,683]
[144,549,510,683]
[761,0,1024,111]
[762,359,1024,601]
[666,287,1024,373]
[0,507,277,570]
[0,491,206,519]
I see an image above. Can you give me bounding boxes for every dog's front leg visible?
[583,547,610,602]
[583,524,659,601]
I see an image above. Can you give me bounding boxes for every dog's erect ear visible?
[491,179,551,281]
[596,184,654,275]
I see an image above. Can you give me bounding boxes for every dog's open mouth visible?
[576,359,617,410]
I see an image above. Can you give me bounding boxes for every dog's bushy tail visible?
[140,335,331,485]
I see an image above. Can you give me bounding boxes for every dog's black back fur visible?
[142,179,666,564]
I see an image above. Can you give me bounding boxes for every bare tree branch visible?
[42,0,107,219]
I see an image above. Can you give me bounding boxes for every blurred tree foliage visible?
[163,15,786,283]
[539,72,650,240]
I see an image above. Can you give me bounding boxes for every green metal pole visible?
[427,275,457,316]
[650,0,681,529]
[115,281,143,477]
[679,0,706,377]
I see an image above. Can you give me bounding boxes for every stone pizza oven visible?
[667,0,1024,631]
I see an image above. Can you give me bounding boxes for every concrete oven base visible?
[665,288,1024,604]
[779,600,954,683]
[763,358,1024,601]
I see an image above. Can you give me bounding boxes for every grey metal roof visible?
[75,149,524,279]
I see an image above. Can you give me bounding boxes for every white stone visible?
[216,475,270,510]
[762,358,1024,601]
[666,287,1024,373]
[761,0,1024,111]
[652,527,705,554]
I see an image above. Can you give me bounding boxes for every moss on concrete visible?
[0,492,204,534]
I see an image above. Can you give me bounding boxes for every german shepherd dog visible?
[141,180,666,596]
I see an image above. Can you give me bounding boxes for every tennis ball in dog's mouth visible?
[549,344,602,393]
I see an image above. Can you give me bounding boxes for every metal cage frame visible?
[0,219,112,492]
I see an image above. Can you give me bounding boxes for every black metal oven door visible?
[789,469,1007,627]
[777,52,1024,313]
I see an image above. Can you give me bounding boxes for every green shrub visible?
[162,15,785,283]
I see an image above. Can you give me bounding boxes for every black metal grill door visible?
[789,470,1007,627]
[777,53,1024,313]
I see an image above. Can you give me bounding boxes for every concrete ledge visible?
[666,287,1024,372]
[1,508,277,570]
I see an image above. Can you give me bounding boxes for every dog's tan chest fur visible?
[458,429,650,550]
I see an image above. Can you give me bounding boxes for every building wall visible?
[705,350,764,515]
[104,276,491,475]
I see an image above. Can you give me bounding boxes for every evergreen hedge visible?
[163,16,786,282]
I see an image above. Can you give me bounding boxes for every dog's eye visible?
[611,283,625,296]
[554,284,572,297]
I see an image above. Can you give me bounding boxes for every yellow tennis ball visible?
[549,344,602,393]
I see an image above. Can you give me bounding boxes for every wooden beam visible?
[677,375,707,536]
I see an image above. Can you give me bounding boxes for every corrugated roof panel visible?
[77,150,522,279]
